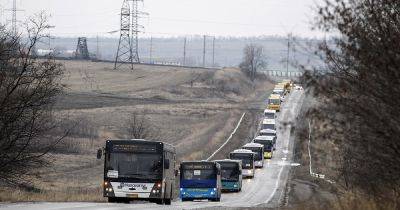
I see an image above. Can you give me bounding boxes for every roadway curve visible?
[1,90,304,210]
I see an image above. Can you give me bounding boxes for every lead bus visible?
[242,143,264,168]
[97,139,176,205]
[179,161,222,202]
[215,159,242,192]
[230,149,255,178]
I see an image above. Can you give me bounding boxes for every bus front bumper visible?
[221,181,240,191]
[180,188,218,200]
[242,169,254,178]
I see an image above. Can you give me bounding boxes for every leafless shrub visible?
[0,13,66,186]
[302,0,400,204]
[125,113,163,141]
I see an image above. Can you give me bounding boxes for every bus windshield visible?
[230,154,253,169]
[243,147,263,161]
[262,124,275,130]
[265,112,274,119]
[219,162,240,181]
[254,140,273,152]
[269,99,280,105]
[182,169,216,180]
[107,152,162,179]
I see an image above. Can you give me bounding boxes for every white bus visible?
[262,119,276,131]
[242,143,264,168]
[229,149,255,178]
[263,109,276,120]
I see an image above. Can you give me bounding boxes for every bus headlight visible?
[248,170,252,174]
[211,191,215,195]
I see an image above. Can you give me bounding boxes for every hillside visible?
[0,60,273,202]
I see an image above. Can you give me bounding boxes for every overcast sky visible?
[1,0,323,38]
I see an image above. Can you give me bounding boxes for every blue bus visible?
[215,159,242,192]
[179,161,222,202]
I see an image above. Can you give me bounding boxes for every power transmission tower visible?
[131,0,140,63]
[115,0,133,69]
[203,35,206,67]
[6,0,23,35]
[75,37,90,60]
[183,37,187,66]
[114,0,144,69]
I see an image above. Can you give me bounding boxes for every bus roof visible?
[269,94,281,100]
[264,109,276,114]
[231,149,254,154]
[215,159,242,164]
[254,136,274,141]
[260,129,277,134]
[262,118,276,125]
[243,142,264,148]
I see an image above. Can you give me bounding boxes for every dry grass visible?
[0,60,274,203]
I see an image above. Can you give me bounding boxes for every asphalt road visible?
[0,89,304,210]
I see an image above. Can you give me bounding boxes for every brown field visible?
[0,60,273,202]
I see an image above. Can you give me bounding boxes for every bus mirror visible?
[175,169,179,177]
[97,149,102,159]
[164,159,170,169]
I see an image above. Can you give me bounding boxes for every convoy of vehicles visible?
[97,80,296,204]
[242,143,264,168]
[179,161,222,202]
[229,149,256,178]
[215,159,243,192]
[97,139,176,204]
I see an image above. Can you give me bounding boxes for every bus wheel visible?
[165,198,172,205]
[155,199,164,205]
[108,197,117,203]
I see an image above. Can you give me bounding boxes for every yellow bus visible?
[267,94,281,112]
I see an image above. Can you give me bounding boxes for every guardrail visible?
[206,112,246,161]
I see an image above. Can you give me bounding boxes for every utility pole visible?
[149,36,153,63]
[96,35,100,60]
[286,33,291,78]
[183,37,187,66]
[203,35,206,67]
[212,36,215,67]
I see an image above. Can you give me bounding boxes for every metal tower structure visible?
[75,37,90,60]
[114,0,143,70]
[11,0,16,35]
[131,0,140,63]
[6,0,23,35]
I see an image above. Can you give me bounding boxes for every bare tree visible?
[0,13,65,186]
[302,0,400,204]
[125,113,153,140]
[239,44,266,81]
